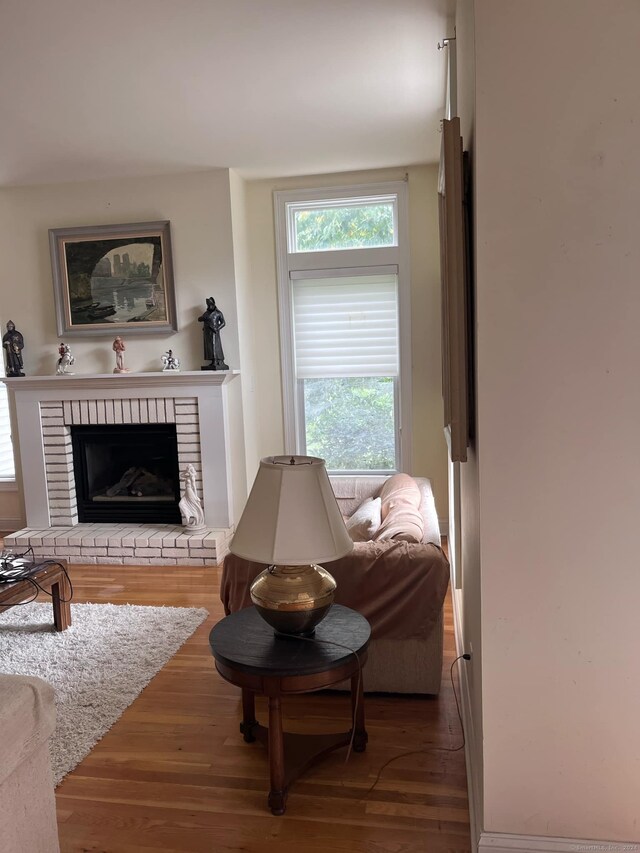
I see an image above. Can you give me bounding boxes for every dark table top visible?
[0,558,66,590]
[209,604,371,678]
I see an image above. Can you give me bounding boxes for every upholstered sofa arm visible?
[0,675,56,786]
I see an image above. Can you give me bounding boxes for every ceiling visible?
[0,0,453,186]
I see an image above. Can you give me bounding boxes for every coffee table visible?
[209,604,370,814]
[0,560,71,631]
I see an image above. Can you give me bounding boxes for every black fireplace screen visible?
[71,424,181,523]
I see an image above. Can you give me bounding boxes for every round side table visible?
[209,604,371,815]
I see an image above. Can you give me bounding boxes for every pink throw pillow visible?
[378,473,421,520]
[375,473,424,543]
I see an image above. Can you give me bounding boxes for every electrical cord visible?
[274,631,364,764]
[271,636,471,789]
[0,547,74,605]
[363,653,471,799]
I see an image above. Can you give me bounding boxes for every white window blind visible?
[292,273,399,379]
[0,384,15,480]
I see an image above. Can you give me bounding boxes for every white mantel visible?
[4,370,239,392]
[4,370,246,533]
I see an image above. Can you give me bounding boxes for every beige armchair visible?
[0,674,60,853]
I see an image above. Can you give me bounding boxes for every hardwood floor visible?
[51,563,470,853]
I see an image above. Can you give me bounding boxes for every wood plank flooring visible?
[48,563,470,853]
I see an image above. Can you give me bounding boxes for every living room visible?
[1,1,463,851]
[3,1,640,852]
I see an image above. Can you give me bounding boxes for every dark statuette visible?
[198,297,229,371]
[3,321,25,377]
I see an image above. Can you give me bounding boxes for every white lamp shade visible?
[230,455,353,565]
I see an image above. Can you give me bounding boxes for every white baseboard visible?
[479,832,639,853]
[451,586,482,851]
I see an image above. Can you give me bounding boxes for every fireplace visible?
[2,371,245,565]
[71,424,181,524]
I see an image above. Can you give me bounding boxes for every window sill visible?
[0,481,18,492]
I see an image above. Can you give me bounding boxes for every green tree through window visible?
[294,204,394,251]
[303,377,395,470]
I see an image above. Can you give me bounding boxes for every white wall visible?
[234,166,449,516]
[228,169,261,483]
[408,166,448,511]
[0,169,239,376]
[0,191,22,529]
[0,169,241,528]
[475,0,640,841]
[454,0,483,842]
[0,489,22,531]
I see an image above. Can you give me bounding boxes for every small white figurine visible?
[56,342,75,375]
[112,336,130,374]
[161,349,180,372]
[179,464,206,532]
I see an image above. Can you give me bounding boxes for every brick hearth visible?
[4,523,231,566]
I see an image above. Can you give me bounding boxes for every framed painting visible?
[49,220,177,336]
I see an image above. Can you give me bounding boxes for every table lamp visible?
[229,455,353,635]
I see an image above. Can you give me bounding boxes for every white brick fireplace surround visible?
[3,372,246,566]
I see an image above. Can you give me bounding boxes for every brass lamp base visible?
[249,563,337,636]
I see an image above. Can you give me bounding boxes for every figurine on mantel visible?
[56,342,75,375]
[112,336,130,374]
[2,321,25,377]
[161,349,180,372]
[198,297,229,371]
[179,464,206,532]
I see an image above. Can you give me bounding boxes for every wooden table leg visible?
[240,689,258,743]
[351,670,368,752]
[267,696,287,815]
[51,572,71,632]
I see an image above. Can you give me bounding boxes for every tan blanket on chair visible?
[220,540,450,641]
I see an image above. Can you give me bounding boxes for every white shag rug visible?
[0,602,208,785]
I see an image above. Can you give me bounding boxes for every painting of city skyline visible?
[49,221,177,336]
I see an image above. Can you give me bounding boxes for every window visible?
[275,182,411,474]
[288,196,397,252]
[0,384,16,482]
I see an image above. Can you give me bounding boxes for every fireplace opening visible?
[71,424,182,523]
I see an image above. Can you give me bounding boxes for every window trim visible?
[0,382,16,486]
[274,181,412,474]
